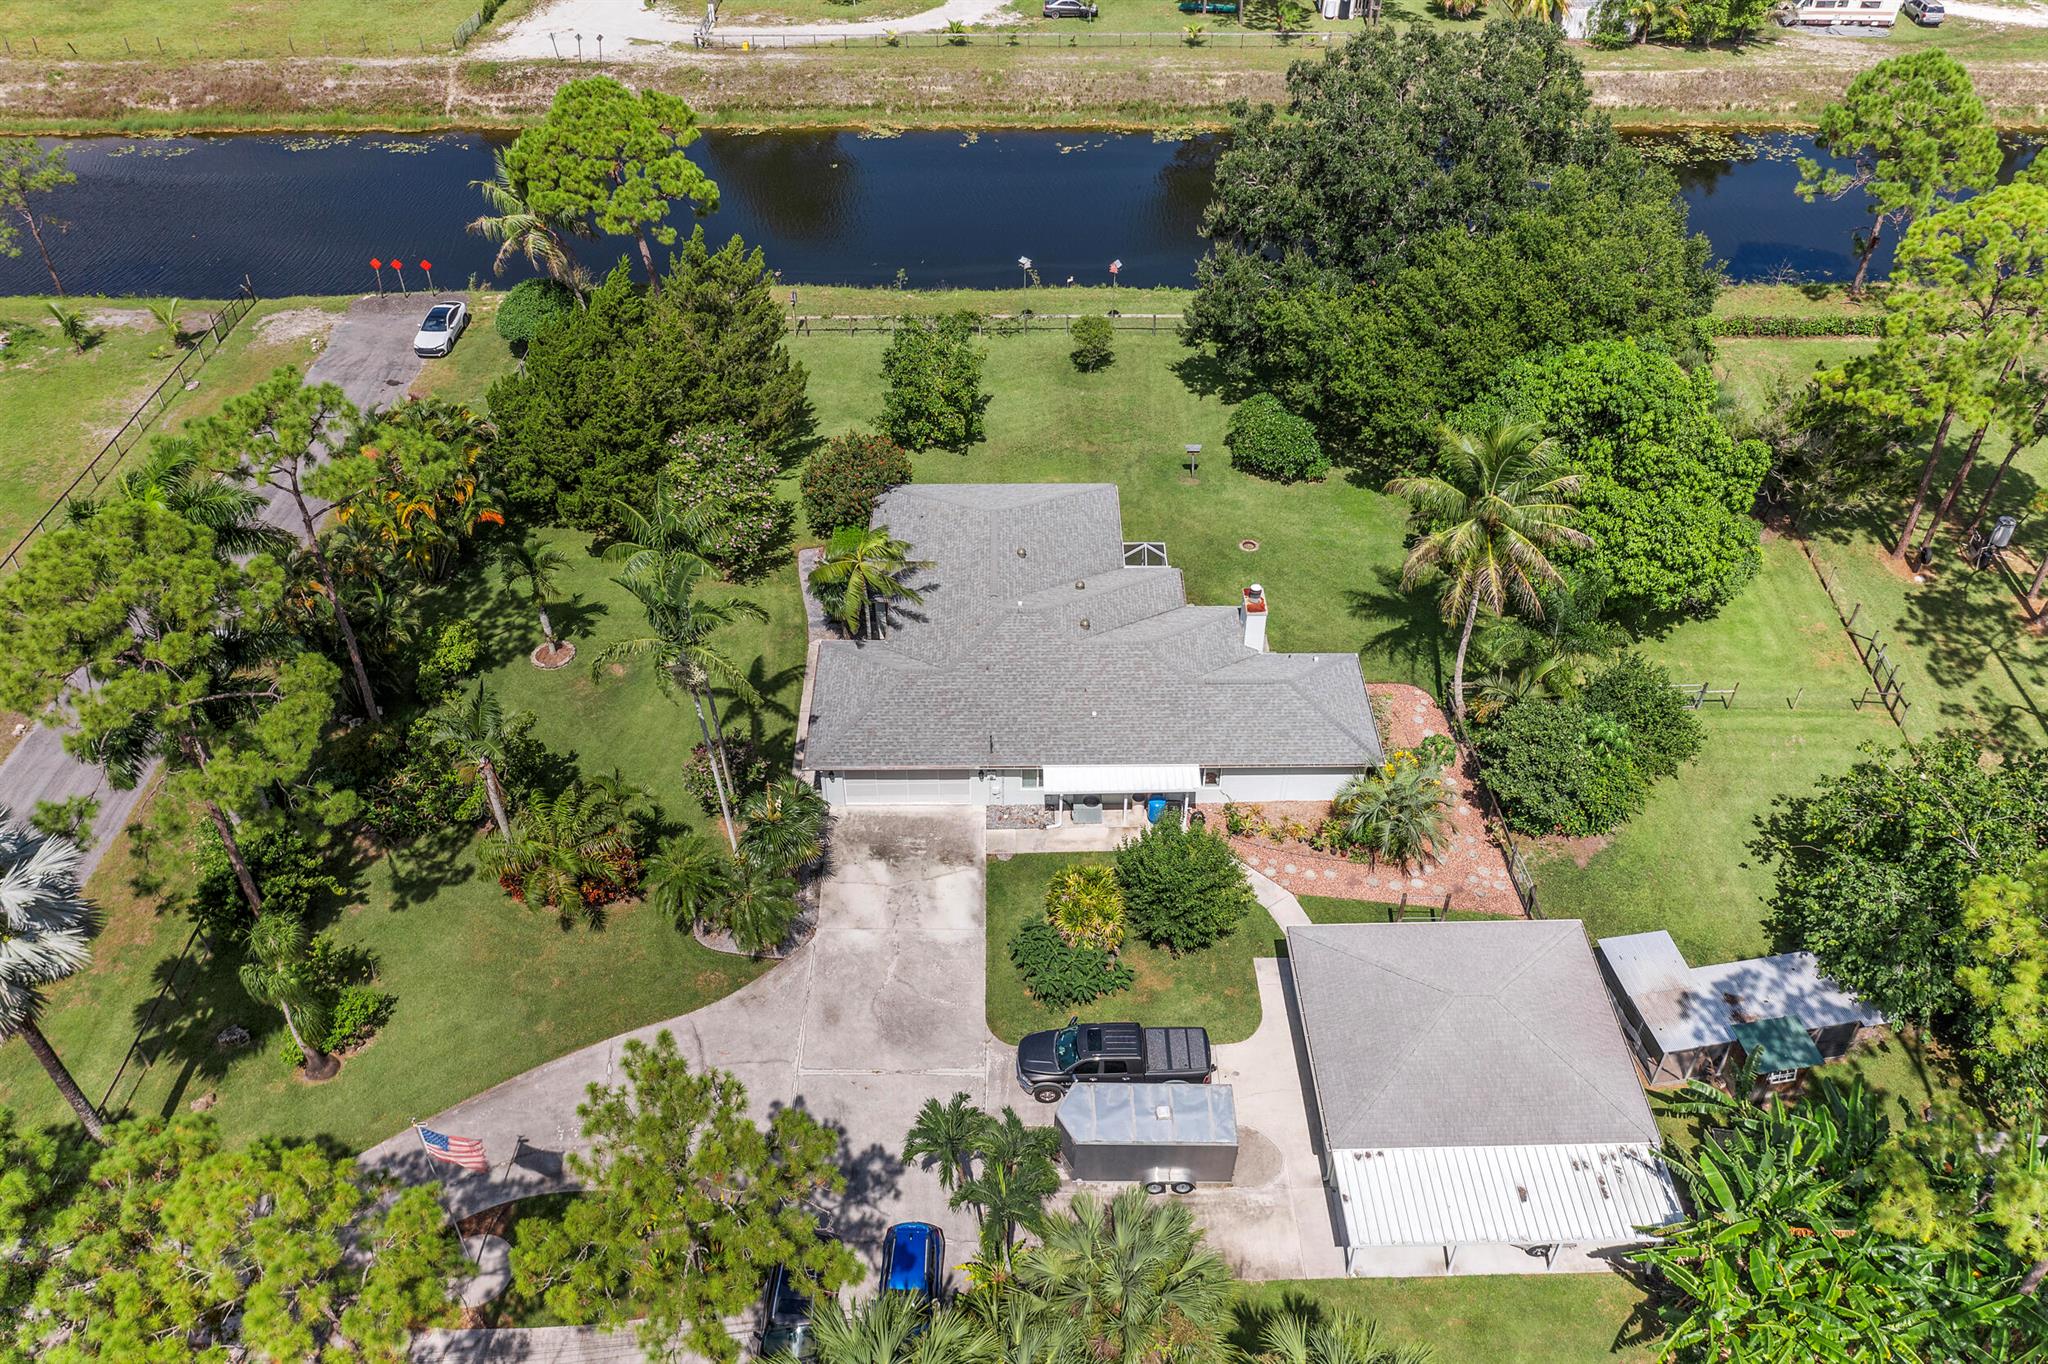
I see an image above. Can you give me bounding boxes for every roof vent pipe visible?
[1241,584,1269,653]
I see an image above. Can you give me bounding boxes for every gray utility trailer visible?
[1056,1083,1238,1193]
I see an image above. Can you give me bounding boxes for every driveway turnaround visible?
[362,808,1018,1274]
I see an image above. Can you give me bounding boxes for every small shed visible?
[1056,1083,1238,1191]
[1595,931,1885,1085]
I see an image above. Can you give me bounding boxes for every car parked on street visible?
[1043,0,1098,16]
[412,300,468,357]
[753,1230,839,1360]
[879,1222,944,1312]
[1017,1016,1214,1103]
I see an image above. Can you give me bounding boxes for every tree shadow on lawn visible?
[1891,557,2048,744]
[712,654,807,771]
[119,946,276,1122]
[1345,566,1444,693]
[418,549,610,668]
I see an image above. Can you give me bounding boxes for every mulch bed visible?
[530,640,576,669]
[1201,684,1523,917]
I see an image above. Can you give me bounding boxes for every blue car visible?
[879,1221,944,1310]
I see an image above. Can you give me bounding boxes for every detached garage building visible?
[802,484,1382,812]
[1287,921,1683,1276]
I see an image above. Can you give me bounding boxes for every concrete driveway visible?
[363,808,1020,1280]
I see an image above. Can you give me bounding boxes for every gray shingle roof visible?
[803,484,1382,770]
[1287,921,1659,1150]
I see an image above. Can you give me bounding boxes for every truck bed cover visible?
[1144,1026,1211,1077]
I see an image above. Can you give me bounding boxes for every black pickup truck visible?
[1016,1017,1215,1103]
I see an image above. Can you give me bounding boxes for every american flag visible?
[415,1124,488,1173]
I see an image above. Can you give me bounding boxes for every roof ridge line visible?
[1498,936,1657,1139]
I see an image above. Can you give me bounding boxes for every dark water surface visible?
[0,130,2036,299]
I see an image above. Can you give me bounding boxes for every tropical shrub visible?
[326,983,395,1051]
[1580,652,1703,779]
[480,784,642,925]
[1010,920,1135,1009]
[684,738,771,816]
[1227,393,1329,483]
[799,430,913,536]
[1114,820,1257,953]
[191,824,343,941]
[495,278,579,346]
[880,312,990,452]
[1330,758,1451,866]
[662,424,794,581]
[1069,315,1115,372]
[414,619,482,702]
[1044,863,1126,953]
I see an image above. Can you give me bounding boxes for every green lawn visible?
[1233,1276,1658,1364]
[0,0,519,54]
[1531,535,1897,965]
[0,295,348,557]
[985,852,1282,1045]
[0,526,800,1149]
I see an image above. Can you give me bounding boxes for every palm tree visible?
[584,767,653,829]
[1504,0,1567,19]
[467,149,586,285]
[598,552,768,851]
[644,830,731,931]
[739,777,829,872]
[67,435,289,559]
[239,913,339,1081]
[803,1296,999,1364]
[954,1107,1061,1266]
[147,296,189,348]
[603,469,715,579]
[904,1091,984,1195]
[45,301,91,353]
[0,810,106,1143]
[479,784,631,922]
[498,537,571,657]
[807,525,932,641]
[423,682,516,840]
[717,853,801,955]
[1247,1311,1431,1364]
[1012,1186,1234,1363]
[1331,763,1451,869]
[1386,420,1588,725]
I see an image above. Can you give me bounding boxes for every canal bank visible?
[9,26,2048,141]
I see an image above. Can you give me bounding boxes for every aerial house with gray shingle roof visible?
[1286,921,1683,1276]
[801,484,1382,815]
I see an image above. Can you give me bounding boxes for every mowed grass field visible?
[0,0,510,53]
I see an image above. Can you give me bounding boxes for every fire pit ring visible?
[1238,539,1260,552]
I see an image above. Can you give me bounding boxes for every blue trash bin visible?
[1146,796,1169,824]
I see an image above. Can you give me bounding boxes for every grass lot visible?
[985,852,1283,1044]
[0,0,519,54]
[1234,1276,1658,1364]
[0,526,800,1149]
[0,295,346,555]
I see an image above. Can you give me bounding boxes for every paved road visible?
[0,295,423,876]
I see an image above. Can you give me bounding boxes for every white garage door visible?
[837,769,976,805]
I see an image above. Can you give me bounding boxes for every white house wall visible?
[1207,768,1357,802]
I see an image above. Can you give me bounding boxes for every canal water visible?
[0,130,2036,299]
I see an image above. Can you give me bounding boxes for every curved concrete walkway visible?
[477,0,1018,55]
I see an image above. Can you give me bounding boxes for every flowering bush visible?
[664,425,794,581]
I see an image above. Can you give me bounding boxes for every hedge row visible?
[1711,314,1883,339]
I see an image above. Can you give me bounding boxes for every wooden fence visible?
[0,280,259,577]
[1799,537,1913,732]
